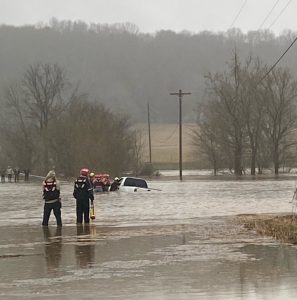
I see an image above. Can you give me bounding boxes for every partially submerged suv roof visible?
[121,177,148,188]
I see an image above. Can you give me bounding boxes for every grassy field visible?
[134,123,198,164]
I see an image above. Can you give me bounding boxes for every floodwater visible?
[1,178,297,299]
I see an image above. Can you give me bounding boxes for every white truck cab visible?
[118,177,151,192]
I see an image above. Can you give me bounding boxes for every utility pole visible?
[147,102,152,163]
[170,89,191,180]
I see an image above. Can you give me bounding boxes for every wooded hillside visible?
[0,20,296,123]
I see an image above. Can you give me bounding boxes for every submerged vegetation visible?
[238,214,297,244]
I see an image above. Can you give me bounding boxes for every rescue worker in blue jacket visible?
[73,168,94,224]
[42,170,62,226]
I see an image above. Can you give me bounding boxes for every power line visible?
[160,124,179,143]
[151,123,179,144]
[260,35,297,82]
[229,0,248,28]
[151,116,179,144]
[228,0,296,81]
[258,0,281,30]
[268,0,293,29]
[220,25,297,116]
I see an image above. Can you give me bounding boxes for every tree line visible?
[1,21,297,176]
[192,52,297,175]
[0,20,296,123]
[0,63,144,177]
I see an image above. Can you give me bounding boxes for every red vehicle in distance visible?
[92,173,111,192]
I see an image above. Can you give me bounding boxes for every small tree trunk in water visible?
[257,164,262,174]
[274,144,279,175]
[234,146,242,176]
[274,163,279,175]
[250,149,256,176]
[213,156,217,176]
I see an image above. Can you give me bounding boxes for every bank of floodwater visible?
[238,214,297,244]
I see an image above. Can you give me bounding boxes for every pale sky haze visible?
[0,0,296,35]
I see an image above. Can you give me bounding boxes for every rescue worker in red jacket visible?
[73,168,94,224]
[42,170,62,226]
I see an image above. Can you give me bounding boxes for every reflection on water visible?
[75,225,96,268]
[1,179,297,299]
[0,221,297,299]
[42,226,62,273]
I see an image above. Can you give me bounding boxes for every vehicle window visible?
[124,178,148,188]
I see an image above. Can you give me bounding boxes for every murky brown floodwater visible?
[1,178,297,299]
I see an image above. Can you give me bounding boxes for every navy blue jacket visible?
[73,176,94,201]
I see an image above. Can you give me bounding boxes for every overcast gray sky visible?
[0,0,296,35]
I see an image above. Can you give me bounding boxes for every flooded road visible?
[1,178,297,299]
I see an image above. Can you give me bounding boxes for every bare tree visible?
[3,84,34,169]
[240,57,267,175]
[22,63,69,172]
[192,123,220,175]
[191,101,223,175]
[204,51,247,175]
[263,67,297,174]
[48,97,134,177]
[194,54,294,176]
[130,129,145,176]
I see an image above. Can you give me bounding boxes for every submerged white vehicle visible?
[117,177,151,192]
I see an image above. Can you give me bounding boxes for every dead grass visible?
[238,214,297,244]
[133,123,197,163]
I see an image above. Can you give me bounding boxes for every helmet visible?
[90,172,95,177]
[114,177,119,181]
[80,168,90,177]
